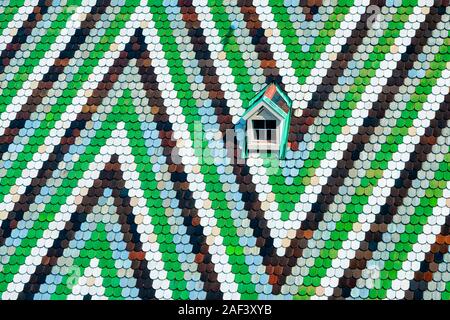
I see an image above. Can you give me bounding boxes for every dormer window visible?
[247,107,281,155]
[240,83,292,159]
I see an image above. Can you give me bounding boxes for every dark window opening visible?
[252,120,276,143]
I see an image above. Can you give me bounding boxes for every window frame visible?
[252,119,277,143]
[246,102,283,154]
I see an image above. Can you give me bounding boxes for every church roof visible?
[0,0,449,301]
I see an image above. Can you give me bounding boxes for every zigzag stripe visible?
[289,0,387,149]
[0,0,112,244]
[0,0,111,158]
[194,0,446,294]
[20,155,157,300]
[333,91,450,299]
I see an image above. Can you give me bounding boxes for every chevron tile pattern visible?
[0,0,449,300]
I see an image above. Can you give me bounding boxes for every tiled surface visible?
[0,0,449,300]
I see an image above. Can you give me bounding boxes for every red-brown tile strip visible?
[300,0,323,21]
[178,0,234,137]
